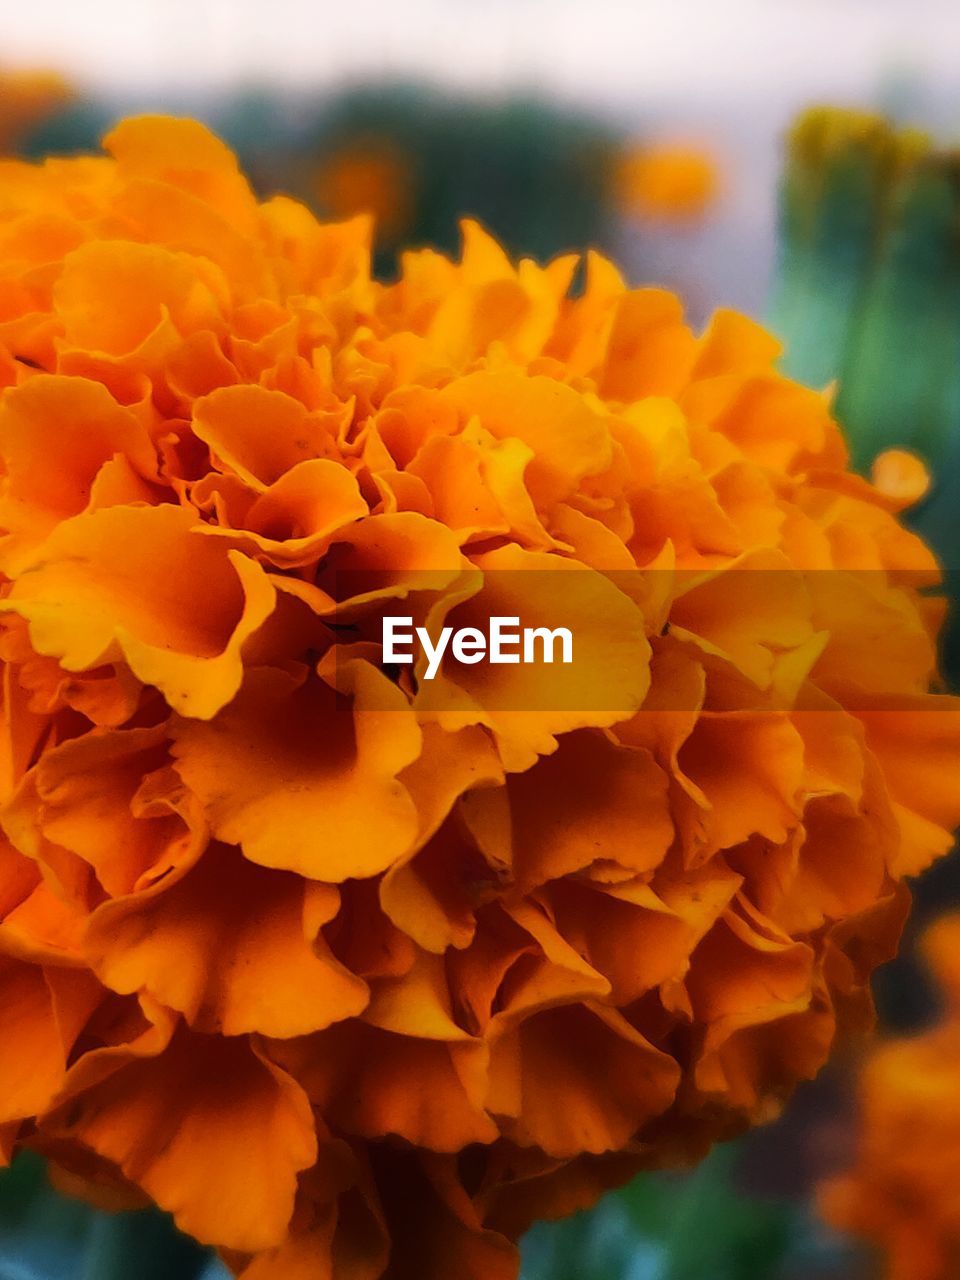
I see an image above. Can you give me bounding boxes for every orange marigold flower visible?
[0,115,958,1278]
[612,139,719,220]
[820,916,960,1280]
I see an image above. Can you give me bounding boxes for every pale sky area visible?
[3,0,959,104]
[4,0,960,317]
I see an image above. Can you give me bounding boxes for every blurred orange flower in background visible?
[312,141,415,241]
[0,68,73,154]
[820,916,960,1280]
[0,116,958,1279]
[612,140,719,220]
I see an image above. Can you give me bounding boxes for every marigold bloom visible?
[0,116,958,1279]
[820,916,960,1280]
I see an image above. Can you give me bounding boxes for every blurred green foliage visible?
[0,1153,212,1280]
[269,84,621,272]
[521,1145,802,1280]
[771,106,960,483]
[772,107,960,510]
[0,1142,856,1280]
[770,108,928,409]
[771,105,960,690]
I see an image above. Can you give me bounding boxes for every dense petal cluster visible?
[0,116,958,1279]
[820,917,960,1280]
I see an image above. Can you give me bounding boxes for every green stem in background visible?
[770,107,928,392]
[770,106,960,625]
[836,153,960,473]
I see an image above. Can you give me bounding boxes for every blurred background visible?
[5,0,960,319]
[3,1,960,1276]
